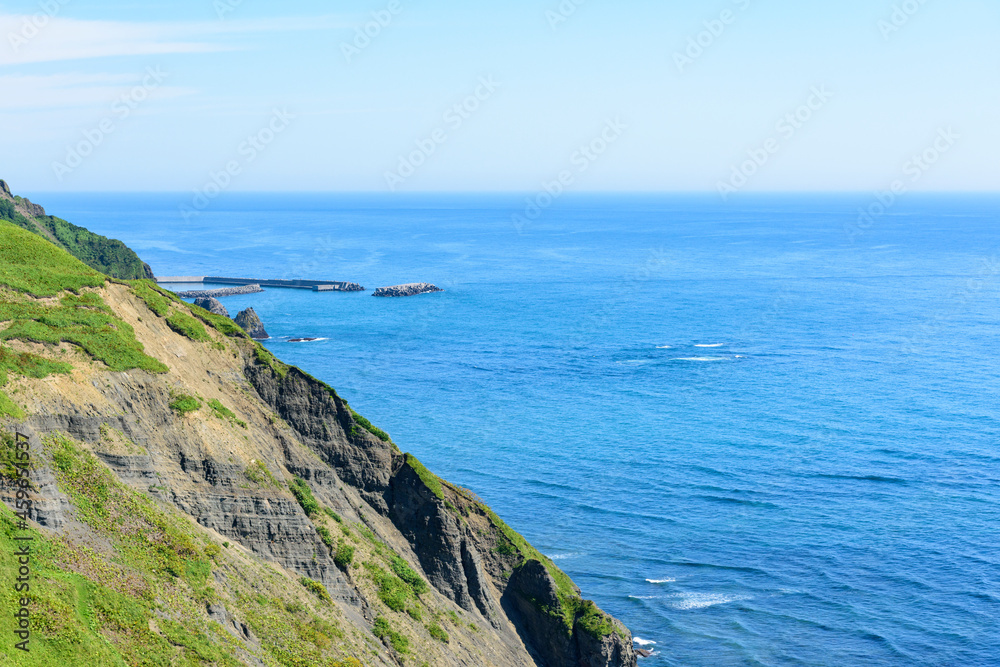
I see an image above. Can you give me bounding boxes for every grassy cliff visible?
[0,180,154,281]
[0,199,635,667]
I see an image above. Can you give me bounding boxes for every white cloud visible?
[0,14,348,66]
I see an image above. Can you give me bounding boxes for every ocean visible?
[30,192,1000,666]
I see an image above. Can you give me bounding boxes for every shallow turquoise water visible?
[33,193,1000,666]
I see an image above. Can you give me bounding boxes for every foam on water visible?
[633,637,657,646]
[694,343,726,348]
[646,579,676,584]
[667,593,753,610]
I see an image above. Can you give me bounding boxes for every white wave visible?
[628,595,661,600]
[695,343,725,348]
[547,553,582,560]
[645,578,676,584]
[289,337,329,343]
[674,357,727,362]
[656,345,672,349]
[633,637,657,646]
[667,593,752,610]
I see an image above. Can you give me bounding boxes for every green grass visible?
[403,454,445,500]
[323,507,343,523]
[0,292,168,374]
[253,342,289,378]
[130,281,171,317]
[188,302,248,339]
[169,394,201,416]
[209,398,247,428]
[349,408,391,442]
[0,343,73,418]
[33,214,152,281]
[0,430,369,666]
[372,616,409,654]
[0,220,106,296]
[289,476,321,517]
[166,311,212,342]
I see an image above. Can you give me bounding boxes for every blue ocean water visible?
[31,192,1000,666]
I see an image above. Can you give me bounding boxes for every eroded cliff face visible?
[0,233,636,665]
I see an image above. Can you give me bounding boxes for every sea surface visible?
[30,192,1000,666]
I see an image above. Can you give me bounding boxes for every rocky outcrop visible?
[176,285,264,299]
[194,297,230,318]
[372,283,443,297]
[234,308,269,339]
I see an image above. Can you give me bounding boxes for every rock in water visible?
[234,308,269,339]
[194,297,229,318]
[372,283,443,297]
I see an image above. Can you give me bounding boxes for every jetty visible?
[156,276,364,292]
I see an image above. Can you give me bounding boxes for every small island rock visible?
[194,297,229,318]
[234,307,269,339]
[372,283,443,297]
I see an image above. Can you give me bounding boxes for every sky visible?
[0,0,997,193]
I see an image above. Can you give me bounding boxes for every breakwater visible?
[175,285,263,299]
[156,276,364,292]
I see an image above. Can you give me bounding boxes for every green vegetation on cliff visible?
[1,180,153,281]
[0,433,368,666]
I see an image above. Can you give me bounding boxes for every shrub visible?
[334,543,354,569]
[372,616,408,654]
[323,507,343,523]
[289,476,320,517]
[390,556,428,596]
[299,577,332,604]
[244,460,279,488]
[170,395,201,416]
[427,622,449,643]
[316,526,334,550]
[364,563,411,612]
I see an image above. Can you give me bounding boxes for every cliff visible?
[0,179,155,281]
[0,209,636,666]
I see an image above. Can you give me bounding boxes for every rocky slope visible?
[0,211,636,666]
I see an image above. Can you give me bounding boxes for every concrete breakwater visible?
[157,276,365,292]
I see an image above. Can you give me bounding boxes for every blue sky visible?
[0,0,997,192]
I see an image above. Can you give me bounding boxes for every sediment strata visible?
[372,283,443,297]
